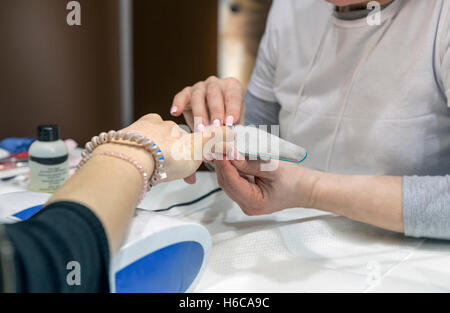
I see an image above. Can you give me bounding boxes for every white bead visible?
[130,134,139,142]
[136,135,146,144]
[124,132,134,140]
[107,131,116,142]
[85,142,94,153]
[114,132,123,140]
[91,136,100,147]
[99,132,108,144]
[143,141,153,150]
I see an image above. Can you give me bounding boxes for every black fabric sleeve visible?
[3,201,110,293]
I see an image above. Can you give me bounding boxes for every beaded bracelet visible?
[76,130,167,191]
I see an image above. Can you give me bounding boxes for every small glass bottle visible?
[28,125,69,193]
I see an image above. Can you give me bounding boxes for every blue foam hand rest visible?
[0,191,211,293]
[232,125,307,163]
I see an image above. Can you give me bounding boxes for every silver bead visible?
[81,150,89,158]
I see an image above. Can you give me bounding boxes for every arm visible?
[311,173,403,233]
[2,114,229,292]
[244,91,280,127]
[47,143,154,254]
[314,174,450,238]
[214,157,450,240]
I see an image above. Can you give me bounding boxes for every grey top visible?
[245,91,450,240]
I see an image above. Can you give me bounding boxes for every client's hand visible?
[214,158,323,215]
[118,114,233,183]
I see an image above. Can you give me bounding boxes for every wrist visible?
[292,166,326,209]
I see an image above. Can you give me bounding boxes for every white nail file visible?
[232,125,307,163]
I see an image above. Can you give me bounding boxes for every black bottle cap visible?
[37,125,60,142]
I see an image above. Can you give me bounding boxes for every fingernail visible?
[197,123,206,132]
[225,116,234,126]
[213,119,221,127]
[170,106,178,115]
[204,152,214,162]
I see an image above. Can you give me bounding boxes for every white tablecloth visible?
[2,172,450,292]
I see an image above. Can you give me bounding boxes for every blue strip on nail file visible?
[232,125,307,163]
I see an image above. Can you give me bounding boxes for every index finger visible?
[171,87,192,117]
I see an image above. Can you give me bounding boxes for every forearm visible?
[48,143,154,253]
[309,172,403,233]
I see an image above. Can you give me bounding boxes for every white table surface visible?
[1,171,450,292]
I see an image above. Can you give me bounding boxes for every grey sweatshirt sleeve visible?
[403,175,450,240]
[244,91,281,127]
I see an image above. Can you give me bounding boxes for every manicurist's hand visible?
[170,76,245,132]
[214,157,323,215]
[214,154,404,234]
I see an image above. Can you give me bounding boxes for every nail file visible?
[231,125,307,163]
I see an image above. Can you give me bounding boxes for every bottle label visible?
[29,155,68,165]
[29,155,69,193]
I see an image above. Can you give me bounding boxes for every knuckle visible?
[193,81,206,90]
[142,113,162,121]
[206,75,218,83]
[164,120,178,128]
[225,77,241,87]
[206,84,220,98]
[182,86,192,93]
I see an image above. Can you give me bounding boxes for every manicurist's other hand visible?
[170,76,245,132]
[214,157,323,215]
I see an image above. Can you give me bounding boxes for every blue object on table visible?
[115,241,204,293]
[13,204,43,220]
[0,137,35,154]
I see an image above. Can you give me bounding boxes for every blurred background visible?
[0,0,272,144]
